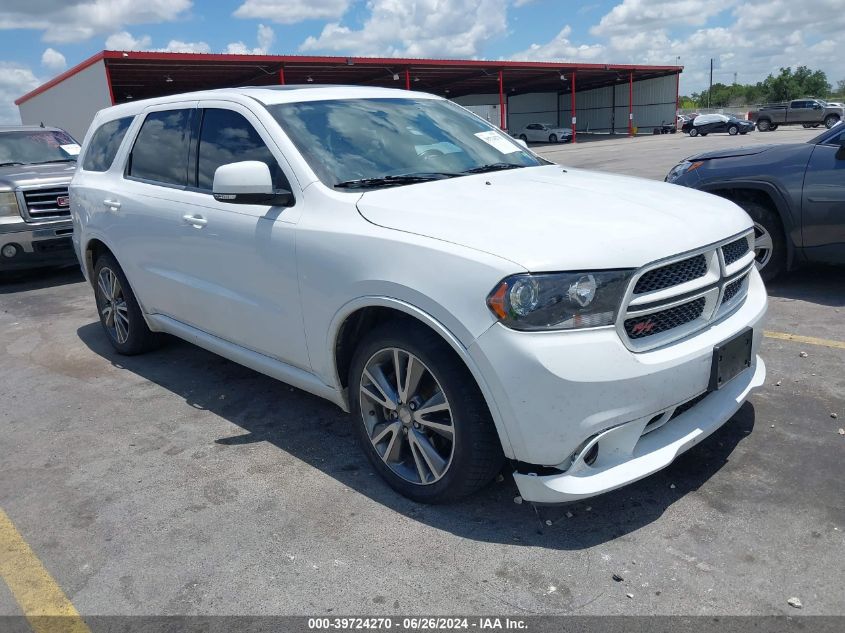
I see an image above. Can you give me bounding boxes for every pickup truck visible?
[0,125,78,272]
[749,99,843,132]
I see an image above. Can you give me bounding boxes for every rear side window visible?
[128,109,191,186]
[196,108,288,191]
[82,117,133,172]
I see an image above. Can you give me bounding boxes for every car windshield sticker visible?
[60,143,81,156]
[474,131,521,154]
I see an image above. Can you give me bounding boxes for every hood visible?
[356,165,752,271]
[0,162,76,190]
[687,145,779,161]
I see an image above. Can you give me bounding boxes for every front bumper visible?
[469,267,768,503]
[0,220,77,271]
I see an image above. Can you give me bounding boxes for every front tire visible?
[349,321,504,503]
[93,253,161,355]
[733,200,786,282]
[824,114,840,129]
[518,134,528,142]
[549,134,558,143]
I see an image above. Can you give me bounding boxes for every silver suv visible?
[0,126,79,272]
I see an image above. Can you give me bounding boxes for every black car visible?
[666,122,845,280]
[685,113,755,137]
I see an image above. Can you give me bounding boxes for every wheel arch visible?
[699,182,798,269]
[83,236,115,287]
[328,297,515,458]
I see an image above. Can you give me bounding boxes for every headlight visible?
[486,270,633,331]
[665,160,703,183]
[0,192,21,217]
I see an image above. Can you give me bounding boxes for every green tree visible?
[760,66,830,102]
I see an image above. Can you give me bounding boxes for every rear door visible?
[802,126,845,263]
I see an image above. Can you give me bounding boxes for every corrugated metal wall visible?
[455,74,678,135]
[18,60,113,141]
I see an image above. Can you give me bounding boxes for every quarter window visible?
[82,116,133,172]
[196,109,288,191]
[127,109,192,186]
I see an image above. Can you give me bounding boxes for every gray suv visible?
[0,126,79,272]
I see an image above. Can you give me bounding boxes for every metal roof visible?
[16,50,683,106]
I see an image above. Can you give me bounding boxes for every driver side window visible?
[196,108,289,191]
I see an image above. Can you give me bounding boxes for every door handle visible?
[103,199,121,212]
[182,214,208,228]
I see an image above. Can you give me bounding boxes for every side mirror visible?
[515,138,528,149]
[212,161,293,206]
[836,139,845,161]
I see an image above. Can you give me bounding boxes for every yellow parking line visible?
[764,330,845,350]
[0,508,91,633]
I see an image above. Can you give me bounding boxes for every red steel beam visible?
[405,67,411,90]
[629,71,634,137]
[498,70,506,130]
[570,71,577,143]
[279,65,285,85]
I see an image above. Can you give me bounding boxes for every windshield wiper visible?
[462,163,524,175]
[334,172,459,189]
[0,162,24,167]
[30,159,76,165]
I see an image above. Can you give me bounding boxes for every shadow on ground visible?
[77,321,755,550]
[766,265,845,307]
[0,266,83,294]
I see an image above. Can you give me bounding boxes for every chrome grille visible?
[617,230,755,351]
[722,276,744,305]
[624,297,706,339]
[633,254,707,294]
[722,237,750,266]
[21,186,70,220]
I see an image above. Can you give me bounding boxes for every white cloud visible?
[40,48,66,72]
[105,31,152,50]
[159,40,211,54]
[234,0,349,24]
[511,25,606,61]
[591,0,736,36]
[0,61,40,125]
[300,0,508,57]
[0,0,193,44]
[225,23,275,55]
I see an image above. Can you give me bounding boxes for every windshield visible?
[267,98,543,188]
[0,129,78,166]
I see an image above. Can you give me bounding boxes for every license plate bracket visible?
[710,328,753,391]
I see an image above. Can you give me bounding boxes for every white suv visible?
[71,86,767,504]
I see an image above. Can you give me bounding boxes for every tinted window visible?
[197,109,288,191]
[128,109,191,186]
[82,117,133,172]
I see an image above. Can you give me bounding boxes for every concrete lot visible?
[1,128,843,618]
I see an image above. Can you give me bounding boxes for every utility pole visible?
[708,58,713,109]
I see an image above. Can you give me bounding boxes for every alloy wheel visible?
[359,347,455,485]
[753,222,774,270]
[97,267,130,344]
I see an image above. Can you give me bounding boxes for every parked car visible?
[749,98,843,131]
[0,125,80,272]
[686,114,754,137]
[516,123,572,143]
[652,121,677,134]
[72,86,766,504]
[666,121,845,280]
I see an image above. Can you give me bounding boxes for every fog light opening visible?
[584,443,599,466]
[1,243,19,259]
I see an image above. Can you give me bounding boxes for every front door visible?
[802,126,845,263]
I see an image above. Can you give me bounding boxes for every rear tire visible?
[728,125,739,136]
[689,128,699,137]
[756,119,771,132]
[349,320,504,503]
[518,134,528,142]
[733,200,786,282]
[93,253,161,355]
[824,114,840,129]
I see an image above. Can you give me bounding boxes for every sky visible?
[1,0,842,125]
